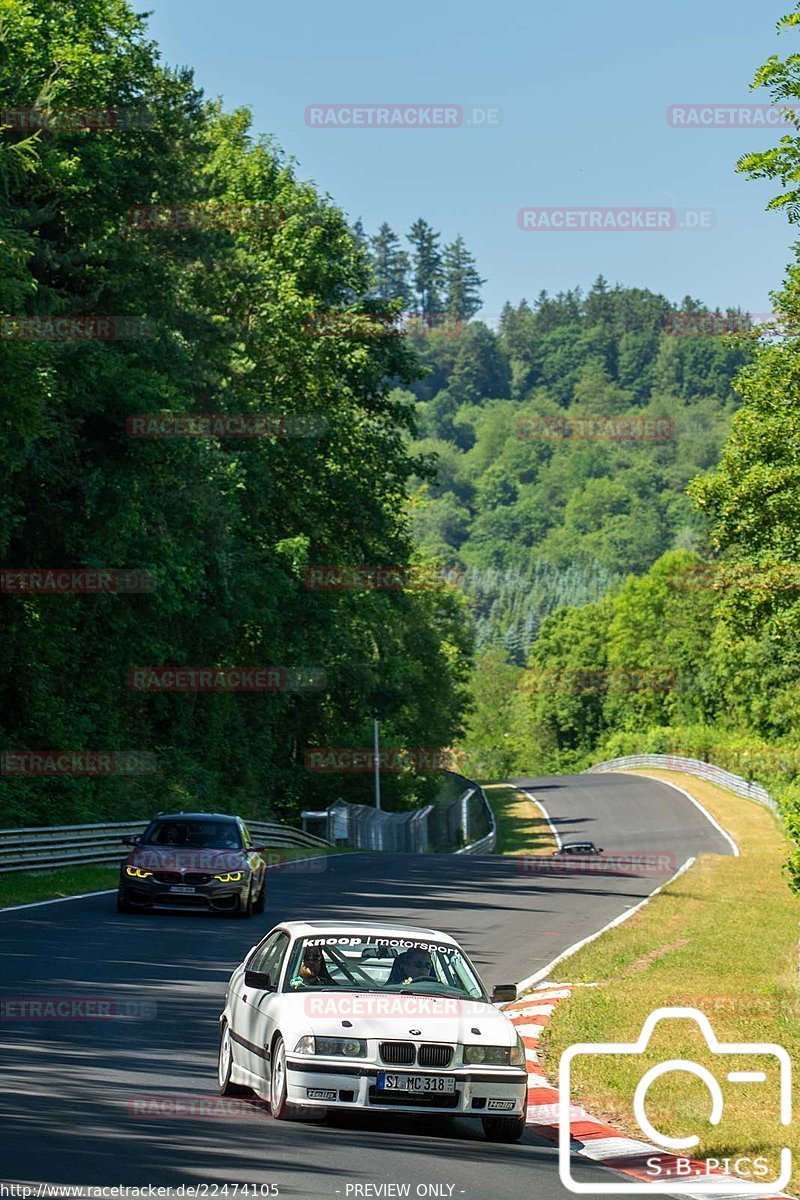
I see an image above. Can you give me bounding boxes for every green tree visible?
[442,234,485,319]
[407,217,443,315]
[370,222,411,304]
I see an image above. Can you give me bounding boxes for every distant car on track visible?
[117,811,267,917]
[552,840,603,855]
[218,920,528,1141]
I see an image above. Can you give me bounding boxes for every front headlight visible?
[125,865,153,879]
[464,1045,513,1066]
[213,871,244,882]
[510,1034,525,1067]
[299,1036,367,1058]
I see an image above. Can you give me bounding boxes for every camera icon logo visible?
[558,1007,792,1194]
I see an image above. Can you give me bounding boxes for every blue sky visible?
[144,0,797,320]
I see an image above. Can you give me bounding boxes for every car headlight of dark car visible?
[125,865,153,878]
[212,870,245,882]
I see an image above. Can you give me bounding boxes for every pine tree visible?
[407,218,443,316]
[370,222,411,304]
[442,234,485,319]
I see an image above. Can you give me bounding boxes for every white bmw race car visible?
[218,920,528,1141]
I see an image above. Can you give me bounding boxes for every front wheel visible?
[482,1111,527,1142]
[218,1020,249,1096]
[236,885,254,919]
[253,879,265,914]
[269,1035,293,1120]
[116,890,132,913]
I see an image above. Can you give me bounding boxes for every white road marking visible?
[515,855,696,991]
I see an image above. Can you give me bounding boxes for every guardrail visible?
[455,786,497,855]
[0,818,333,874]
[585,754,780,817]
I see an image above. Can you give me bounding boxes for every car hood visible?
[280,992,518,1046]
[129,846,247,871]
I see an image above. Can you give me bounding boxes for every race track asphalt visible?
[0,771,733,1198]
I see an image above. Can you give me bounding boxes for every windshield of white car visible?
[282,935,486,999]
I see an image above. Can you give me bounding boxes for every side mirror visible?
[122,835,140,845]
[244,969,273,991]
[491,983,517,1004]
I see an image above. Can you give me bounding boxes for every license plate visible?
[376,1073,456,1094]
[169,885,196,894]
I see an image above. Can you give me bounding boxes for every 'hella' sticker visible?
[487,1099,515,1110]
[306,1088,337,1101]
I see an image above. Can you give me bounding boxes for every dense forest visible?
[0,0,473,826]
[402,281,753,661]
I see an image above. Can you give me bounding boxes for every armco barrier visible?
[585,754,780,816]
[0,818,332,874]
[455,785,496,854]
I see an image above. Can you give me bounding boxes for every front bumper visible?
[119,874,249,911]
[285,1059,527,1115]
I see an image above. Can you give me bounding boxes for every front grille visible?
[379,1041,416,1066]
[368,1086,459,1109]
[158,893,208,906]
[418,1044,453,1068]
[152,871,212,885]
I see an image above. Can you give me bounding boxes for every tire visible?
[236,884,254,919]
[116,890,133,913]
[481,1111,527,1143]
[217,1020,249,1096]
[269,1035,292,1120]
[253,879,265,915]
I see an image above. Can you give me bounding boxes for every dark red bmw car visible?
[117,811,268,917]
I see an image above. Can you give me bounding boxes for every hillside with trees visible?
[403,281,753,662]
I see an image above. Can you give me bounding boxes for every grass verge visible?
[538,769,799,1193]
[0,844,343,910]
[484,783,558,855]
